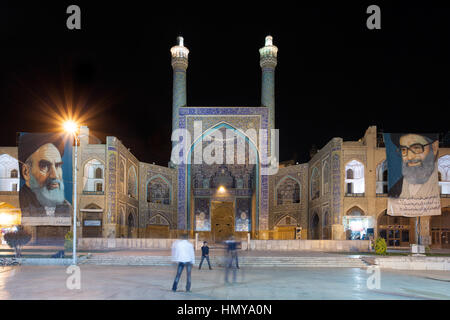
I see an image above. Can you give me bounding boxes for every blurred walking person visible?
[224,235,240,283]
[199,241,212,270]
[171,233,195,292]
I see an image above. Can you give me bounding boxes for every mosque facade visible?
[0,36,449,248]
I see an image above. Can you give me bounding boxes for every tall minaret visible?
[259,35,278,130]
[170,36,189,146]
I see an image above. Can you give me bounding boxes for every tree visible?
[4,226,31,258]
[374,237,387,255]
[64,231,73,252]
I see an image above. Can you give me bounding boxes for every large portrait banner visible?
[384,133,441,217]
[18,132,73,225]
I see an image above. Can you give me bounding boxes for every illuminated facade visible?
[0,36,449,247]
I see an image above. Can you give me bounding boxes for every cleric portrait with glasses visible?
[386,133,441,217]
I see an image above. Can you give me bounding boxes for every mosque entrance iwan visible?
[211,201,234,243]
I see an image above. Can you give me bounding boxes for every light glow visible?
[63,120,79,134]
[218,186,226,194]
[349,220,363,232]
[0,213,18,226]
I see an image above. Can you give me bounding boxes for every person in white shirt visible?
[171,233,195,292]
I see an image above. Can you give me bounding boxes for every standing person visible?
[171,233,195,292]
[199,241,212,270]
[224,236,240,284]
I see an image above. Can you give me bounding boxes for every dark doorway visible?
[127,213,134,238]
[311,213,320,240]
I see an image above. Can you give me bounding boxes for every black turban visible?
[18,133,67,171]
[389,133,438,147]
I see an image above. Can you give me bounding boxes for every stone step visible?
[81,255,368,268]
[83,263,366,268]
[85,259,364,262]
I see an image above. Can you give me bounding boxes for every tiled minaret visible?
[170,36,189,161]
[259,35,278,130]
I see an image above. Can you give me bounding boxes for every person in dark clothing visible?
[224,236,240,283]
[198,241,212,270]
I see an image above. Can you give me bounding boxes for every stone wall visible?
[78,237,370,252]
[248,240,370,252]
[367,256,450,270]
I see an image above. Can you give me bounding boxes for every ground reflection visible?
[0,267,14,299]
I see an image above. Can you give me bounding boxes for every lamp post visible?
[64,121,79,265]
[72,134,78,265]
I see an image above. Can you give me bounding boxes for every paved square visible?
[0,265,449,300]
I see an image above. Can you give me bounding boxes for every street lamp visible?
[63,120,79,265]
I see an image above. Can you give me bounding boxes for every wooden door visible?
[146,225,170,238]
[211,201,234,243]
[275,226,296,240]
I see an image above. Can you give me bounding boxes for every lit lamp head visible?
[0,212,13,226]
[63,120,79,135]
[218,186,226,194]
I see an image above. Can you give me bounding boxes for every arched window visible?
[438,155,450,195]
[310,168,320,200]
[147,176,171,205]
[347,207,364,216]
[322,160,330,195]
[119,161,125,194]
[346,169,354,179]
[95,167,103,179]
[0,154,20,192]
[95,182,103,192]
[276,176,301,205]
[127,166,137,198]
[345,160,365,195]
[276,215,297,226]
[376,160,388,194]
[83,159,105,193]
[10,169,18,178]
[149,214,170,225]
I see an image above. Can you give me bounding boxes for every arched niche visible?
[83,159,105,192]
[345,160,365,194]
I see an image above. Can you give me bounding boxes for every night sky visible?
[1,2,449,166]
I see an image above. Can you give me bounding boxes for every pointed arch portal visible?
[176,107,269,237]
[187,122,260,233]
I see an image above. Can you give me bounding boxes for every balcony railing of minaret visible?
[170,36,189,58]
[259,36,278,58]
